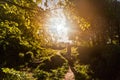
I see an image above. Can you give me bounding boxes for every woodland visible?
[0,0,120,80]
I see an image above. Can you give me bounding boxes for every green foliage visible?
[50,63,68,80]
[74,64,91,80]
[1,68,32,80]
[0,0,44,68]
[32,53,68,80]
[33,63,68,80]
[0,0,120,80]
[35,54,68,71]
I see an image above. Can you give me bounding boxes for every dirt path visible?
[56,51,75,80]
[64,67,75,80]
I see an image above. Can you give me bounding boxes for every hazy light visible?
[37,0,66,10]
[48,9,71,43]
[37,0,71,43]
[33,0,36,2]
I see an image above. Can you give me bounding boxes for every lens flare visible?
[48,9,71,43]
[37,0,71,43]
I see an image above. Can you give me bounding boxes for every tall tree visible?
[0,0,47,67]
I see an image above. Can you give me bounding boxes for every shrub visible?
[33,63,68,80]
[1,68,32,80]
[74,63,91,80]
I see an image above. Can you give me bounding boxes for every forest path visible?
[56,51,75,80]
[64,67,75,80]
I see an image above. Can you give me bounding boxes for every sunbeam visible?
[48,9,71,43]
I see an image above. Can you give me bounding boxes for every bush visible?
[38,54,67,72]
[73,63,91,80]
[1,68,32,80]
[33,63,68,80]
[33,54,68,80]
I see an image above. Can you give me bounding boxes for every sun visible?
[48,9,71,43]
[36,0,71,43]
